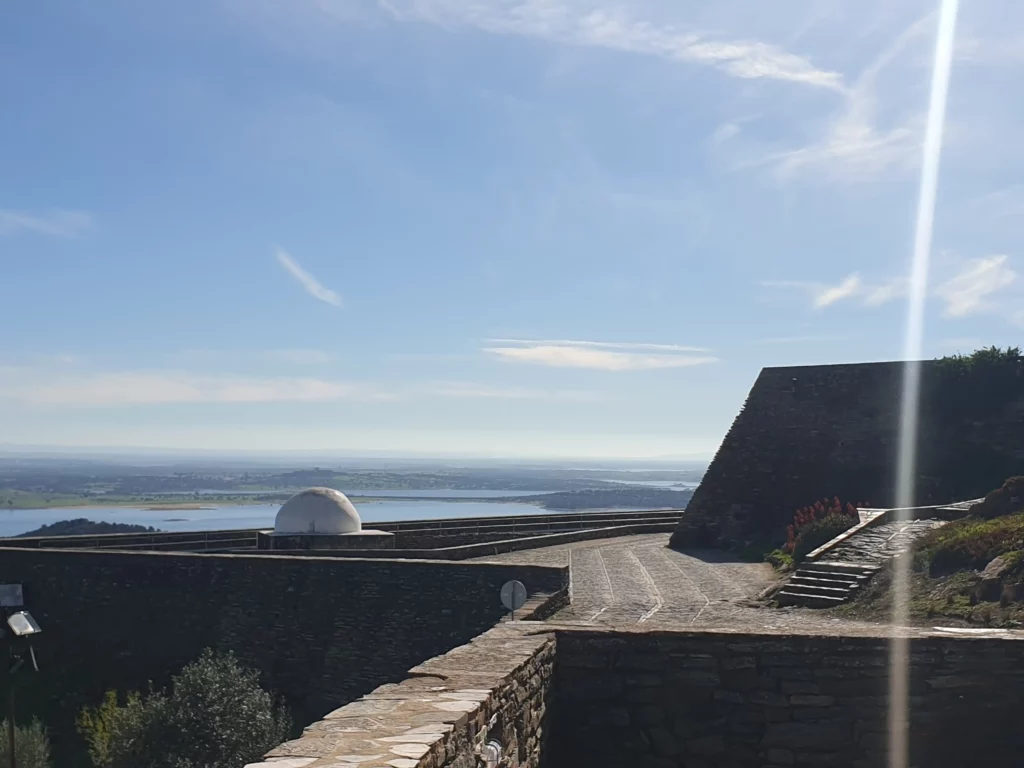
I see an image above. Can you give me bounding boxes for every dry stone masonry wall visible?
[546,627,1024,768]
[0,546,567,765]
[245,622,556,768]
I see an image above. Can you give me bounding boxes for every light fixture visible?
[6,611,42,637]
[478,740,502,768]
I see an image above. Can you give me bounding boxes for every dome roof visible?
[274,487,362,535]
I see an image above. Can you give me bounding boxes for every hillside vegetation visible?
[841,476,1024,627]
[16,519,160,538]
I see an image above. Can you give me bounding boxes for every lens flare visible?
[889,2,960,768]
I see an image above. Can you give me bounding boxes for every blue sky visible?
[2,0,1022,459]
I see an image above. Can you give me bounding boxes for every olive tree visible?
[80,650,289,768]
[0,719,52,768]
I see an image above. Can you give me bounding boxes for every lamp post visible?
[6,647,14,768]
[1,586,41,768]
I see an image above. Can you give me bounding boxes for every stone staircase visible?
[776,561,880,608]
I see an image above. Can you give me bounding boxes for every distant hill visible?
[516,488,693,510]
[17,518,161,537]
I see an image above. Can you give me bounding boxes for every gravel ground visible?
[469,533,888,633]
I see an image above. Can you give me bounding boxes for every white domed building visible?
[275,488,362,535]
[258,487,394,551]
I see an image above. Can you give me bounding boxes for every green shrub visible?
[936,345,1023,375]
[933,346,1024,419]
[77,690,120,768]
[792,514,856,563]
[79,650,289,768]
[0,719,52,768]
[764,549,794,570]
[917,512,1024,576]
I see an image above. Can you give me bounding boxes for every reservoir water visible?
[597,479,697,489]
[154,489,548,499]
[0,499,551,538]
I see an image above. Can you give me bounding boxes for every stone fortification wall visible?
[0,547,566,764]
[671,360,1024,548]
[246,622,556,768]
[259,522,678,561]
[0,509,682,552]
[546,627,1024,768]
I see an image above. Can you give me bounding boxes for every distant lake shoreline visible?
[0,498,573,538]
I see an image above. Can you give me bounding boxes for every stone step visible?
[788,577,857,594]
[776,588,848,608]
[791,572,861,585]
[809,560,880,574]
[797,569,868,583]
[785,581,851,596]
[803,567,876,580]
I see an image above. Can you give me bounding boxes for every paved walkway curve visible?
[469,533,881,632]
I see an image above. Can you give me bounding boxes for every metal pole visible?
[7,645,15,768]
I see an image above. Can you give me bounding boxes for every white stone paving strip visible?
[628,548,663,623]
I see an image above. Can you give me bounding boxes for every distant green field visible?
[0,491,92,509]
[0,491,276,510]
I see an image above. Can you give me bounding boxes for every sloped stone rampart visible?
[672,361,1024,549]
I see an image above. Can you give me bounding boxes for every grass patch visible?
[917,512,1024,576]
[834,563,1024,628]
[0,490,89,509]
[764,549,794,571]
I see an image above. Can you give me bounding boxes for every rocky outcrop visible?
[970,476,1024,519]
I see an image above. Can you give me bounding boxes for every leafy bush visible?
[785,497,860,554]
[792,514,857,563]
[79,650,289,768]
[917,512,1024,576]
[764,548,794,570]
[933,346,1024,416]
[935,345,1023,376]
[0,719,52,768]
[968,476,1024,520]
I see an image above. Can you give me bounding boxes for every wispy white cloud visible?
[710,122,742,146]
[955,35,1024,66]
[423,381,605,402]
[756,333,864,345]
[483,339,717,371]
[168,348,335,366]
[276,249,343,307]
[863,277,909,306]
[813,273,863,308]
[372,1,843,90]
[965,185,1024,221]
[763,273,906,309]
[935,255,1017,317]
[765,257,1021,321]
[0,368,388,406]
[770,16,929,181]
[486,338,707,352]
[0,209,93,238]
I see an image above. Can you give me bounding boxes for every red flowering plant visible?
[784,497,861,554]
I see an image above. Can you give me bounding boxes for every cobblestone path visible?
[470,533,883,632]
[818,519,944,566]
